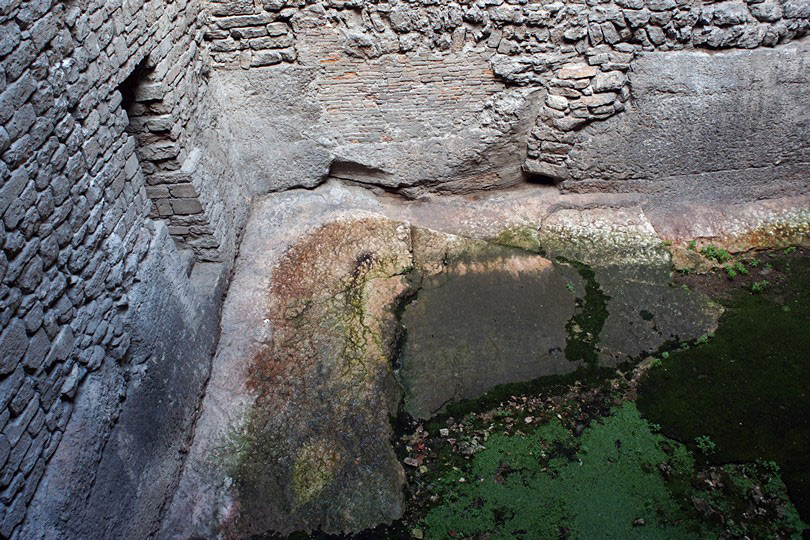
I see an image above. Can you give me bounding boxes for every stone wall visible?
[0,0,246,537]
[560,41,810,201]
[205,0,809,195]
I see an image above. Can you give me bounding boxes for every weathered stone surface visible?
[21,227,229,539]
[163,204,415,537]
[162,182,766,536]
[399,230,577,419]
[562,41,810,201]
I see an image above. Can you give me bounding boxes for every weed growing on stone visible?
[695,435,717,455]
[751,279,770,293]
[700,244,731,264]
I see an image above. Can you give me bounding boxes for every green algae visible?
[559,258,610,366]
[637,253,810,523]
[492,225,544,254]
[418,402,804,539]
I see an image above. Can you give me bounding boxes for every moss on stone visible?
[559,258,610,366]
[638,252,810,523]
[291,441,342,507]
[418,403,804,539]
[492,225,544,254]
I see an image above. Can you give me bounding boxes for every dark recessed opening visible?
[522,169,562,188]
[118,58,151,122]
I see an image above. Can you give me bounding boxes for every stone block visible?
[146,185,170,199]
[209,0,254,17]
[0,366,24,412]
[250,50,282,66]
[563,25,588,41]
[0,168,29,217]
[553,115,588,131]
[171,198,203,215]
[9,380,34,416]
[0,434,10,468]
[546,94,569,110]
[139,141,180,161]
[624,8,652,27]
[713,1,752,25]
[266,22,289,36]
[134,82,166,102]
[23,329,50,372]
[154,198,173,217]
[592,71,626,92]
[646,0,677,10]
[557,63,598,79]
[2,396,38,446]
[0,320,28,375]
[168,183,198,198]
[214,14,272,29]
[248,35,294,50]
[167,225,190,236]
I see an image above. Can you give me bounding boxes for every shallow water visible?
[638,252,810,522]
[385,250,810,539]
[276,248,810,539]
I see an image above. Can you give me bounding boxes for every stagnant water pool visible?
[282,248,808,539]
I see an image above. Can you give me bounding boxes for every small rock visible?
[524,416,534,424]
[632,517,646,527]
[404,457,419,467]
[558,63,598,79]
[439,428,449,437]
[411,527,424,539]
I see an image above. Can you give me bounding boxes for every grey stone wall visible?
[0,0,245,537]
[202,0,809,196]
[561,41,810,201]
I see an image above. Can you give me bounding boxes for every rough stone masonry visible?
[0,0,808,537]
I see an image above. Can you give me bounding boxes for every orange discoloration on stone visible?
[451,255,552,278]
[225,217,413,535]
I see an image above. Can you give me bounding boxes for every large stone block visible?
[561,41,810,202]
[0,320,28,375]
